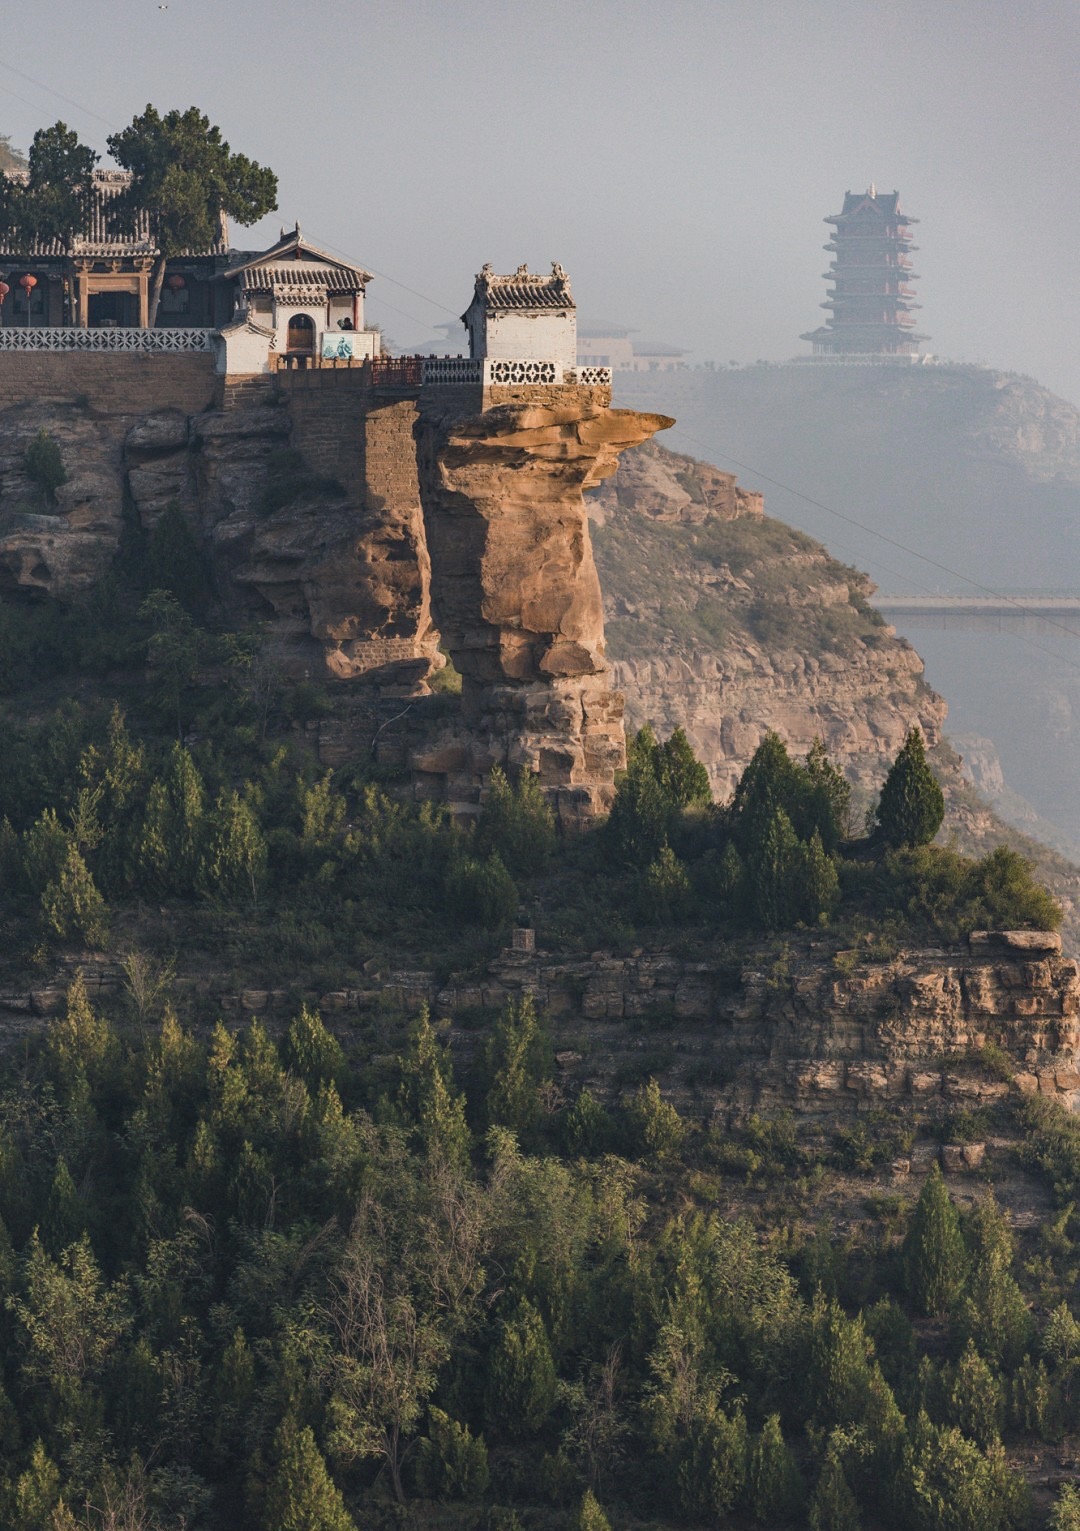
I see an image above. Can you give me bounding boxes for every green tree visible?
[604,725,671,865]
[12,122,97,248]
[140,590,203,740]
[804,737,852,850]
[642,842,693,922]
[621,1077,685,1161]
[398,1008,470,1169]
[262,1417,355,1531]
[24,429,67,507]
[809,1442,861,1531]
[575,1489,613,1531]
[899,1417,1029,1531]
[40,839,108,948]
[657,726,712,810]
[199,788,267,905]
[12,1440,62,1531]
[793,828,840,924]
[745,804,800,929]
[283,1005,347,1093]
[748,1412,804,1524]
[107,105,277,326]
[945,1341,1004,1450]
[133,742,205,897]
[486,1297,557,1439]
[955,1193,1032,1369]
[477,764,556,876]
[414,1407,490,1501]
[444,851,518,928]
[485,994,553,1140]
[147,502,210,616]
[904,1163,969,1317]
[677,1406,749,1521]
[874,728,945,849]
[1050,1483,1080,1531]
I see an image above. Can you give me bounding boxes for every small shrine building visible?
[461,262,577,371]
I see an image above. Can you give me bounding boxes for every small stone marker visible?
[511,927,535,953]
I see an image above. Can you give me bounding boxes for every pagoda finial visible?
[869,182,876,198]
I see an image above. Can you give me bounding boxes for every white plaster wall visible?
[272,301,324,351]
[482,310,576,369]
[214,325,272,376]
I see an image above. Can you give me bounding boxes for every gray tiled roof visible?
[0,169,229,260]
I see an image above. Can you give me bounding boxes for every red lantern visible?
[0,281,9,302]
[19,274,37,293]
[167,275,186,292]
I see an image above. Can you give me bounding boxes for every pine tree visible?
[283,1005,347,1092]
[1050,1483,1080,1531]
[904,1163,969,1317]
[809,1443,861,1531]
[485,994,553,1140]
[199,788,267,905]
[12,1440,62,1531]
[746,805,799,929]
[262,1418,355,1531]
[133,743,205,896]
[946,1340,1004,1450]
[398,1008,470,1168]
[874,728,945,848]
[414,1407,490,1500]
[40,839,109,947]
[748,1413,804,1524]
[43,1158,85,1253]
[657,726,712,810]
[575,1489,613,1531]
[793,828,840,924]
[486,1297,557,1438]
[477,764,556,876]
[604,725,671,865]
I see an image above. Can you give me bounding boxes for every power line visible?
[662,421,1080,651]
[0,59,118,131]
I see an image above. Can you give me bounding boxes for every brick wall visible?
[0,354,218,415]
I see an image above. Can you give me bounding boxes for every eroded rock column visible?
[414,383,673,825]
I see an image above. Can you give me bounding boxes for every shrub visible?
[444,851,517,929]
[414,1407,489,1500]
[24,428,67,506]
[476,765,556,876]
[621,1078,685,1160]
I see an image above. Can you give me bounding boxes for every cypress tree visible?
[874,728,945,848]
[199,788,267,905]
[485,1297,557,1438]
[903,1162,969,1317]
[748,1412,804,1523]
[262,1418,355,1531]
[576,1489,613,1531]
[809,1443,861,1531]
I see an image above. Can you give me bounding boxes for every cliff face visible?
[412,389,672,821]
[590,441,947,799]
[0,373,670,822]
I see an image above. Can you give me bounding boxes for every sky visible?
[2,0,1080,399]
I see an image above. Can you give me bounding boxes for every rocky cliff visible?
[590,440,947,800]
[0,368,669,822]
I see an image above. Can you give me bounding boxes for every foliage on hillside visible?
[0,966,1078,1528]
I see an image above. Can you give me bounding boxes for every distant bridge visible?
[875,595,1080,617]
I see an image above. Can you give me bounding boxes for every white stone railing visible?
[564,365,613,385]
[421,357,612,387]
[0,327,214,353]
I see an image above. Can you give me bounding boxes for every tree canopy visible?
[106,104,277,323]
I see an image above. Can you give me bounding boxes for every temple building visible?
[801,186,928,358]
[0,168,235,329]
[462,262,577,370]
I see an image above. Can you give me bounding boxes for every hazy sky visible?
[2,0,1080,398]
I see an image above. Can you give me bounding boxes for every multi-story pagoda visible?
[801,186,928,357]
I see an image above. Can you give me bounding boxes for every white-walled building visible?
[215,226,378,374]
[461,263,576,370]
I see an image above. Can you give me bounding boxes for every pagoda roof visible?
[0,168,228,261]
[465,262,575,315]
[579,317,636,338]
[224,226,372,292]
[826,187,918,226]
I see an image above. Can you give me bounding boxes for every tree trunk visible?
[148,255,166,330]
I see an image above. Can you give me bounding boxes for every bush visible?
[476,765,556,876]
[621,1077,685,1160]
[444,851,518,929]
[414,1407,489,1500]
[24,428,67,506]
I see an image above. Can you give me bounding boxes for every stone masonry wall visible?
[0,354,217,416]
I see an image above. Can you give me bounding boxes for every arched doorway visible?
[286,313,315,360]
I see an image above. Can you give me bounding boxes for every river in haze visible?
[888,612,1080,861]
